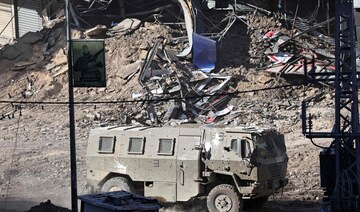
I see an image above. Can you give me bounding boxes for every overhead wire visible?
[191,3,224,32]
[0,82,309,106]
[309,138,333,149]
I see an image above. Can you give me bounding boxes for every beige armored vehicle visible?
[86,124,288,211]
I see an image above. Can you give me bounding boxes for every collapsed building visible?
[0,0,339,42]
[0,0,342,128]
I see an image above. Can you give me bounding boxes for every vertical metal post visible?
[119,0,125,18]
[302,0,360,210]
[334,2,341,209]
[65,0,78,211]
[333,0,359,209]
[327,0,330,36]
[13,0,19,39]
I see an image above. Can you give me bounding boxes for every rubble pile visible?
[25,200,70,212]
[247,14,335,81]
[0,8,336,131]
[0,19,84,118]
[0,18,68,68]
[93,21,240,125]
[247,14,289,66]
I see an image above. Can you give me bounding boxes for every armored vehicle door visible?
[141,133,178,202]
[176,134,202,201]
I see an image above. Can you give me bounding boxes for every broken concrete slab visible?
[117,61,141,80]
[257,74,274,84]
[85,25,108,37]
[14,42,33,61]
[51,50,67,66]
[53,66,68,78]
[46,63,56,71]
[18,31,43,44]
[2,45,22,60]
[12,61,37,71]
[108,18,141,36]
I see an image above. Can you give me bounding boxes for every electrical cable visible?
[306,0,321,22]
[309,138,333,149]
[191,2,223,32]
[0,82,308,106]
[2,112,22,212]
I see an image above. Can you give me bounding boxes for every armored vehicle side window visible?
[157,139,175,155]
[128,137,145,154]
[231,139,251,158]
[98,136,116,154]
[241,139,251,158]
[231,139,239,154]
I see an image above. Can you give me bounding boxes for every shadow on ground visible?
[0,199,38,212]
[0,197,324,212]
[162,197,324,212]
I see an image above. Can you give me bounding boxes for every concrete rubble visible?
[0,1,336,129]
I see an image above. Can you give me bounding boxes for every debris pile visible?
[247,14,335,80]
[122,39,237,125]
[0,18,68,68]
[0,19,83,119]
[25,200,70,212]
[0,2,337,130]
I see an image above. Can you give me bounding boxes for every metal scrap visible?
[175,0,194,57]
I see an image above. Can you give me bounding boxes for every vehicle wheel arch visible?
[98,172,133,188]
[207,172,242,193]
[99,173,138,194]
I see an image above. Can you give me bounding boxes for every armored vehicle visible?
[86,124,288,211]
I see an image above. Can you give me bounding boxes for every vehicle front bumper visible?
[241,177,288,199]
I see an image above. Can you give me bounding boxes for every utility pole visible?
[302,0,360,211]
[65,0,78,211]
[13,0,19,39]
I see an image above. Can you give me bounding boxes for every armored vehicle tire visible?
[207,184,243,212]
[101,177,136,193]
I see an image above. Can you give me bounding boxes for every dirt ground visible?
[0,104,332,212]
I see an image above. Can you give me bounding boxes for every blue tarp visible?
[193,33,217,73]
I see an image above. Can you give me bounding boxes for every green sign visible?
[72,39,106,87]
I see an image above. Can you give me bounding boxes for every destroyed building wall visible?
[0,0,15,42]
[0,0,62,43]
[17,0,43,37]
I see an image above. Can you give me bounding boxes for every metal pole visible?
[326,0,330,36]
[65,0,78,211]
[14,0,19,39]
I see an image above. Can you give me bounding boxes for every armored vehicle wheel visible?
[101,176,136,193]
[207,184,243,212]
